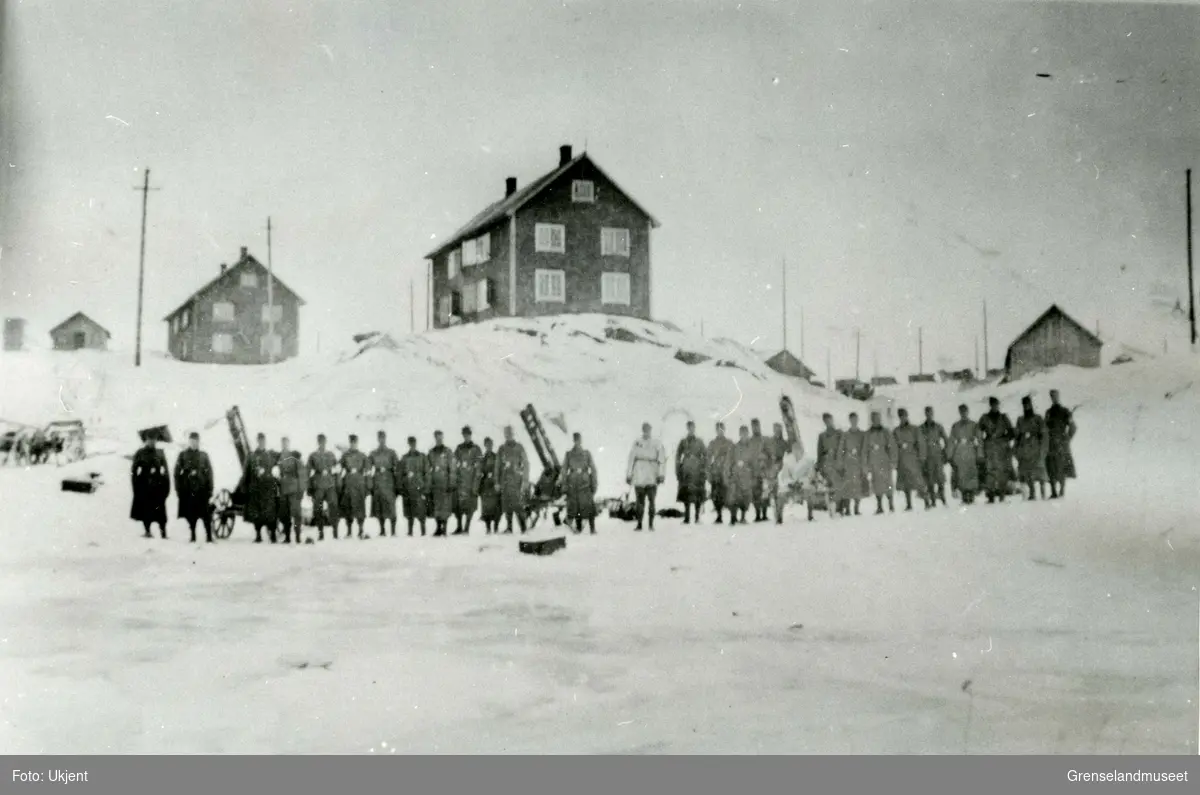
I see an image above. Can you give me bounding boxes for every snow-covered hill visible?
[0,315,848,497]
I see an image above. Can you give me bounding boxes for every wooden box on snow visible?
[518,536,567,556]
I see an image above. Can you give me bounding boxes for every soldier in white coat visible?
[626,422,667,531]
[774,440,812,524]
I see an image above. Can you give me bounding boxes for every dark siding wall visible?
[1007,312,1102,379]
[431,220,510,330]
[50,317,108,351]
[513,162,651,320]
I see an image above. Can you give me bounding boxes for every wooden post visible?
[132,168,157,367]
[1188,169,1196,346]
[267,217,275,364]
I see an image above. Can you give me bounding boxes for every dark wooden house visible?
[49,312,110,351]
[765,349,816,381]
[1004,304,1102,380]
[162,247,305,365]
[425,144,659,329]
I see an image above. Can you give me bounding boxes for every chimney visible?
[240,246,248,260]
[220,263,227,274]
[505,177,517,197]
[559,144,573,166]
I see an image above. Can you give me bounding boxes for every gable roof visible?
[425,151,660,259]
[1007,304,1103,351]
[764,349,816,379]
[49,311,111,338]
[163,252,306,321]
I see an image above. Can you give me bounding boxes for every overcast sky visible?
[1,0,1196,377]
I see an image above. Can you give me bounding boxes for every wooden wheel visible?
[212,490,235,540]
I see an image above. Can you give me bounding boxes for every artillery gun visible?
[518,403,565,529]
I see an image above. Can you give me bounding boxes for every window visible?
[451,290,462,316]
[171,317,178,334]
[601,272,632,305]
[462,233,490,266]
[240,272,258,288]
[476,279,491,311]
[448,250,461,280]
[261,303,283,324]
[535,269,565,302]
[260,333,283,357]
[212,302,235,323]
[211,333,233,354]
[438,295,452,324]
[601,227,631,257]
[571,180,595,203]
[181,308,190,329]
[535,223,566,253]
[462,283,477,314]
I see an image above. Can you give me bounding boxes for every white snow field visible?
[0,315,1196,754]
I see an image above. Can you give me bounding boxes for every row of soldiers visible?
[131,424,606,543]
[660,389,1078,525]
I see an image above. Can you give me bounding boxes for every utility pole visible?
[982,300,989,374]
[855,328,861,381]
[267,217,275,364]
[1187,168,1196,346]
[132,168,159,367]
[781,257,788,350]
[974,336,980,379]
[918,326,924,375]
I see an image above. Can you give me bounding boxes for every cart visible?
[210,406,252,540]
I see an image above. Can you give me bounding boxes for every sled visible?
[518,536,567,557]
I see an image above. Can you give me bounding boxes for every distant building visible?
[764,349,816,381]
[162,247,305,365]
[870,375,898,387]
[425,144,660,329]
[49,312,110,351]
[3,318,26,351]
[1004,304,1102,381]
[908,374,936,384]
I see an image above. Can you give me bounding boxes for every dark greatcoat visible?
[478,450,500,521]
[425,444,457,520]
[1014,413,1049,482]
[675,435,708,504]
[339,449,369,521]
[863,427,896,497]
[920,421,948,487]
[173,448,213,523]
[495,440,529,515]
[307,449,340,526]
[947,419,981,493]
[815,428,844,494]
[836,428,869,500]
[977,410,1015,494]
[744,433,768,507]
[706,436,734,509]
[368,446,400,520]
[397,450,429,519]
[559,447,598,520]
[131,445,170,525]
[276,450,308,527]
[725,438,757,509]
[243,448,279,528]
[892,423,927,494]
[453,441,483,516]
[1045,404,1077,481]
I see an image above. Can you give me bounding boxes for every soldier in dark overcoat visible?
[863,411,896,514]
[339,434,369,539]
[947,404,982,504]
[977,397,1015,503]
[478,437,501,533]
[1014,395,1049,500]
[1044,389,1077,498]
[745,419,769,521]
[725,425,756,525]
[495,425,529,534]
[815,413,845,515]
[368,430,401,537]
[276,437,308,543]
[706,422,734,524]
[307,434,340,540]
[131,436,171,539]
[244,432,279,543]
[675,420,707,524]
[919,407,949,508]
[425,430,457,536]
[452,426,483,535]
[173,431,214,543]
[892,408,928,511]
[836,413,869,515]
[397,436,429,536]
[559,432,599,533]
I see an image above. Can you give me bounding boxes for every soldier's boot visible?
[254,527,264,544]
[887,494,895,513]
[904,493,913,512]
[1049,483,1059,499]
[714,508,723,524]
[589,518,596,534]
[205,521,214,543]
[875,497,884,515]
[189,522,198,543]
[143,522,153,539]
[158,523,168,539]
[378,522,387,538]
[682,505,691,525]
[518,515,528,534]
[1038,482,1047,500]
[574,519,583,534]
[420,520,427,536]
[358,522,368,539]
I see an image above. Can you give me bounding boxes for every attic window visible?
[240,272,258,288]
[462,233,490,266]
[571,180,595,203]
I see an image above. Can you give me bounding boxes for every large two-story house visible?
[425,144,659,329]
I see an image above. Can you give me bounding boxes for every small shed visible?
[3,317,26,351]
[1004,304,1102,381]
[908,374,936,384]
[50,312,110,351]
[870,375,898,387]
[765,349,816,381]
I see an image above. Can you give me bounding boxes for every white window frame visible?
[212,301,235,323]
[211,333,234,354]
[571,180,595,203]
[476,279,490,311]
[261,303,283,324]
[534,269,565,303]
[601,227,631,257]
[448,250,461,280]
[601,272,632,306]
[240,272,258,288]
[534,223,566,254]
[260,333,283,357]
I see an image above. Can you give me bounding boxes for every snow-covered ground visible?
[0,317,1196,754]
